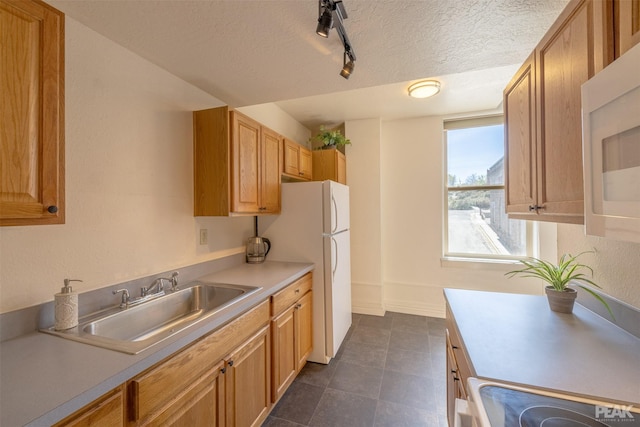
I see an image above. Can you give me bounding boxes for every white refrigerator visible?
[261,180,352,364]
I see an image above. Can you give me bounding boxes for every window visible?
[444,116,532,260]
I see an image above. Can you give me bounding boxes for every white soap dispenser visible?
[54,279,82,330]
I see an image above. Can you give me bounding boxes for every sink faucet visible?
[141,271,179,297]
[113,289,130,308]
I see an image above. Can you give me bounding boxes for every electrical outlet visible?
[199,229,208,245]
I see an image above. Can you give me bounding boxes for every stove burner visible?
[520,405,610,427]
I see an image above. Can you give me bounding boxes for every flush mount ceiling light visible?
[408,80,441,98]
[316,0,356,79]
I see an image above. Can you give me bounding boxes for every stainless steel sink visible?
[42,282,261,354]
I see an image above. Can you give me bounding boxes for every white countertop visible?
[444,289,640,405]
[0,261,313,427]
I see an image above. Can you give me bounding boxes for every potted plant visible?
[310,126,351,150]
[505,252,613,317]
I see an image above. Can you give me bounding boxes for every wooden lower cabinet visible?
[445,306,473,427]
[145,361,225,427]
[54,275,313,427]
[53,386,125,427]
[271,273,313,403]
[127,300,270,426]
[224,326,271,427]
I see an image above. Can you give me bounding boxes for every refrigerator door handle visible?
[331,194,338,234]
[332,237,338,280]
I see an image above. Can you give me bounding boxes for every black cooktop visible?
[479,385,638,426]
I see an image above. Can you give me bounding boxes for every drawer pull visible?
[228,360,234,367]
[221,367,226,374]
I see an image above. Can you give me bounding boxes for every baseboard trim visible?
[384,299,445,318]
[352,302,385,316]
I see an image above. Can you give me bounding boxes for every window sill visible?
[440,256,522,271]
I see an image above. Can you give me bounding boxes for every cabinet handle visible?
[221,367,226,374]
[451,369,457,374]
[452,345,458,349]
[453,377,460,382]
[228,360,234,367]
[47,205,58,214]
[295,289,300,293]
[295,303,301,309]
[528,204,544,212]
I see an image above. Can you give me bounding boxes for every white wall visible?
[345,119,385,315]
[347,115,551,318]
[0,18,258,313]
[557,224,640,308]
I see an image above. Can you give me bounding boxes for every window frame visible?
[442,115,535,263]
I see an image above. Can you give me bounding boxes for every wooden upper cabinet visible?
[505,0,612,224]
[231,112,261,214]
[1,0,65,226]
[260,126,282,213]
[312,149,346,185]
[616,0,640,56]
[193,107,281,216]
[504,53,537,217]
[282,138,312,181]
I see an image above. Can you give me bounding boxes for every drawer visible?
[128,299,269,422]
[271,273,312,316]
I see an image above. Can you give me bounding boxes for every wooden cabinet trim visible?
[53,385,125,427]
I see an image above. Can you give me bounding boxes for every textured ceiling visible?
[49,0,569,127]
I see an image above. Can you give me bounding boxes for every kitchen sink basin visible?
[42,282,261,354]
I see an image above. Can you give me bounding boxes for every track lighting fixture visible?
[316,9,333,37]
[340,51,355,79]
[316,0,357,79]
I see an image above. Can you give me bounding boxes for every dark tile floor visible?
[263,311,448,427]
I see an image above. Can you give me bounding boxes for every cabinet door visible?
[617,0,640,56]
[504,53,537,216]
[535,0,606,223]
[146,362,225,427]
[299,146,313,180]
[225,325,271,427]
[1,0,64,226]
[282,138,300,176]
[231,112,261,213]
[295,291,313,369]
[260,127,281,214]
[54,386,124,427]
[271,305,297,402]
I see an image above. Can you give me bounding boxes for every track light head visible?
[316,9,333,37]
[340,51,355,79]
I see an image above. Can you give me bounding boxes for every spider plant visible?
[506,252,614,319]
